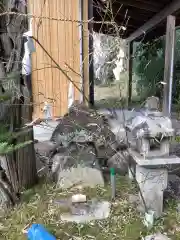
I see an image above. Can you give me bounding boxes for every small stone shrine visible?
[126,109,180,218]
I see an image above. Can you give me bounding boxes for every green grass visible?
[0,176,180,239]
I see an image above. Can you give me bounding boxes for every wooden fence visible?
[28,0,84,118]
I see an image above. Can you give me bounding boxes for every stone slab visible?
[129,149,180,168]
[60,201,110,223]
[56,165,104,189]
[136,165,168,218]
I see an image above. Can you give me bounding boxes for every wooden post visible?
[127,42,133,107]
[88,0,94,106]
[82,0,89,105]
[163,15,176,116]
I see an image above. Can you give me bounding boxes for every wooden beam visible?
[127,42,133,107]
[135,0,164,8]
[82,0,89,105]
[112,0,159,12]
[126,0,180,42]
[116,13,148,23]
[115,18,146,29]
[163,15,176,116]
[88,0,94,106]
[113,5,154,18]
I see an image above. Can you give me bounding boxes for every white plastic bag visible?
[68,82,74,108]
[22,30,36,75]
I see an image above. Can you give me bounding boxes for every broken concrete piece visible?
[71,194,87,203]
[57,165,104,189]
[136,166,168,218]
[60,201,110,223]
[143,233,170,240]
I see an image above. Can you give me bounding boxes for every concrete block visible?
[136,165,168,218]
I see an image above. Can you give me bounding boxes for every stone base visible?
[129,149,180,168]
[136,165,168,218]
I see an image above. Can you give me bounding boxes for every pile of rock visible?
[35,102,129,188]
[50,102,118,159]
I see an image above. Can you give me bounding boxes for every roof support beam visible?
[111,5,154,18]
[162,15,176,116]
[135,0,164,8]
[88,0,94,106]
[112,0,159,12]
[116,13,149,22]
[82,0,89,105]
[127,42,133,107]
[126,0,180,42]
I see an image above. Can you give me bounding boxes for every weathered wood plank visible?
[163,15,176,116]
[127,42,133,107]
